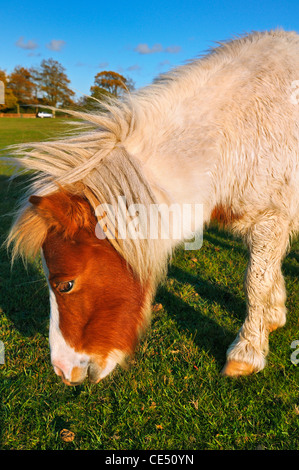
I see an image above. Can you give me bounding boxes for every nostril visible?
[52,362,66,379]
[88,361,103,384]
[54,366,64,378]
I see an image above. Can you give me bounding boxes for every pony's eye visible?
[56,280,74,293]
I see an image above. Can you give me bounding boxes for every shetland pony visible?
[6,30,299,385]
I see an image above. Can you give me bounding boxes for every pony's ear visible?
[29,191,96,238]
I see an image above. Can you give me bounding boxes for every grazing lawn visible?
[0,118,298,450]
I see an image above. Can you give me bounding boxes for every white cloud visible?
[98,62,109,69]
[135,43,163,54]
[127,64,141,71]
[27,52,41,57]
[158,59,171,67]
[135,43,181,55]
[46,39,66,51]
[15,36,38,50]
[165,45,181,54]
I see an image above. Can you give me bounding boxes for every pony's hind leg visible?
[222,211,290,377]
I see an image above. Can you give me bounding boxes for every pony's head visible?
[6,108,168,385]
[26,189,149,385]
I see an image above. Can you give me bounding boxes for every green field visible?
[0,118,298,450]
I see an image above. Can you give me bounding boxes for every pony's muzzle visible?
[52,351,119,385]
[53,362,88,386]
[52,360,103,385]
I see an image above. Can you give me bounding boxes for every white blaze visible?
[48,286,90,379]
[41,252,89,380]
[41,252,122,382]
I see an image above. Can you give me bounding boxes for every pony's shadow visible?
[204,225,248,256]
[155,292,228,369]
[0,174,49,337]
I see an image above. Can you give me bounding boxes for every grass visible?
[0,118,298,450]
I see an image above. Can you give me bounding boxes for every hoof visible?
[221,360,255,377]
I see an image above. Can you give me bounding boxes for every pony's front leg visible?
[222,212,290,377]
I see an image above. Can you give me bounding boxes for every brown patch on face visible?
[43,230,146,356]
[30,189,149,361]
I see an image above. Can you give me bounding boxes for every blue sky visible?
[0,0,299,99]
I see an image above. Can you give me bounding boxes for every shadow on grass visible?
[151,225,249,369]
[169,264,246,321]
[156,287,236,369]
[0,174,49,338]
[155,264,245,370]
[204,225,248,256]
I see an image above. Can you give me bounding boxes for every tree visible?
[76,90,111,112]
[35,58,75,108]
[7,66,37,113]
[0,70,17,112]
[90,71,134,99]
